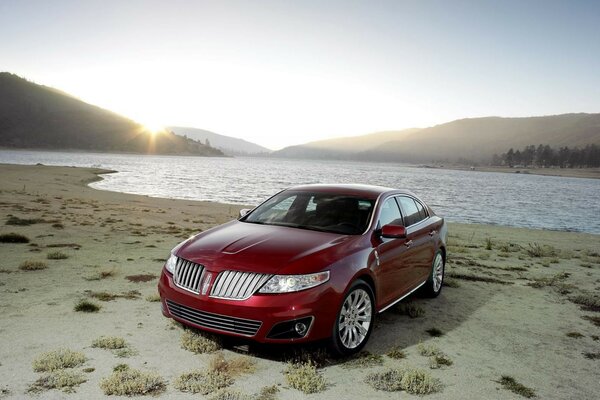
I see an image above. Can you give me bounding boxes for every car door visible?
[373,197,413,307]
[397,196,436,284]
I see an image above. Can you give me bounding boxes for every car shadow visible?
[218,281,491,366]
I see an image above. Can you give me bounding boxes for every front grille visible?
[210,270,272,300]
[173,257,204,293]
[166,300,262,336]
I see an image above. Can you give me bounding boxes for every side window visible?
[414,199,428,221]
[378,197,403,228]
[397,197,421,226]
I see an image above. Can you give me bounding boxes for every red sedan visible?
[159,184,447,355]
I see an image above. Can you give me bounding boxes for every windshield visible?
[242,191,375,235]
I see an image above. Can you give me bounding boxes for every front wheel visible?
[330,280,375,356]
[423,251,444,297]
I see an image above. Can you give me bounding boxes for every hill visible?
[273,114,600,163]
[0,73,223,156]
[272,128,421,160]
[168,126,271,155]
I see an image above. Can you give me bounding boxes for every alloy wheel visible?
[338,288,373,349]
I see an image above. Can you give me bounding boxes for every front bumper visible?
[158,269,339,343]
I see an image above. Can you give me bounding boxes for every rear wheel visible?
[330,280,374,356]
[423,251,444,297]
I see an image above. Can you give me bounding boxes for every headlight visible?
[259,271,330,293]
[165,254,177,274]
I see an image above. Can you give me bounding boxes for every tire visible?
[330,280,375,356]
[423,251,444,297]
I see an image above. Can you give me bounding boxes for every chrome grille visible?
[173,257,204,294]
[210,270,272,300]
[166,300,262,336]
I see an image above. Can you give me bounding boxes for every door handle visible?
[404,240,413,247]
[429,230,437,237]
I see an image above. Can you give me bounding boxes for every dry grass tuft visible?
[209,352,256,377]
[582,315,600,327]
[92,336,127,349]
[583,352,600,360]
[6,216,43,226]
[284,361,327,394]
[100,366,166,396]
[570,294,600,312]
[28,370,86,393]
[125,274,157,283]
[47,251,68,260]
[181,329,222,353]
[417,343,442,357]
[365,367,442,394]
[74,299,101,313]
[444,278,461,288]
[429,354,453,369]
[387,346,407,359]
[32,349,86,372]
[497,375,536,398]
[393,301,425,318]
[341,351,383,368]
[85,268,117,281]
[145,293,161,302]
[89,290,141,301]
[174,369,232,394]
[211,389,253,400]
[19,260,48,271]
[255,385,280,400]
[566,332,584,338]
[526,243,557,258]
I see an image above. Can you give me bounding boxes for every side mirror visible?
[381,224,407,239]
[238,208,252,219]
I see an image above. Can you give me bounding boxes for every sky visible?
[1,0,599,150]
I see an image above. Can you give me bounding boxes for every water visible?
[1,150,599,234]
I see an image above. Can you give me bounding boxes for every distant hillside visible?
[0,73,223,156]
[273,114,600,163]
[272,128,421,160]
[169,126,271,155]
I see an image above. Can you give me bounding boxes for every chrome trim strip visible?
[378,280,427,313]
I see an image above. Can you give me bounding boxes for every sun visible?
[143,122,165,136]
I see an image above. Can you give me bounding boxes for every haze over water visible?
[1,150,598,235]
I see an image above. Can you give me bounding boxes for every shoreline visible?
[419,164,600,180]
[0,164,599,399]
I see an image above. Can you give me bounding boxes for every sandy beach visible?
[0,164,598,399]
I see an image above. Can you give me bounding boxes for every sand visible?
[424,165,600,180]
[0,164,598,399]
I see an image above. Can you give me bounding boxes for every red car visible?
[159,184,447,355]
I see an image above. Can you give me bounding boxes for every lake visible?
[1,150,599,234]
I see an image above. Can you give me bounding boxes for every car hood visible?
[175,220,358,274]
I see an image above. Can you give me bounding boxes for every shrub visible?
[74,300,101,313]
[19,260,48,271]
[256,385,279,400]
[181,329,221,353]
[211,389,253,400]
[429,354,453,369]
[485,237,493,250]
[365,367,442,394]
[85,268,116,280]
[174,370,232,394]
[497,375,536,398]
[446,271,512,285]
[444,278,461,288]
[145,293,161,302]
[387,346,407,359]
[342,351,383,368]
[92,336,127,349]
[566,332,584,338]
[0,233,30,243]
[526,243,557,258]
[125,274,156,282]
[28,370,86,393]
[570,294,600,312]
[417,343,442,357]
[284,361,327,394]
[32,349,86,372]
[47,251,68,260]
[209,352,256,376]
[100,367,166,396]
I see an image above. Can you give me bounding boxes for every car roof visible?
[285,184,415,199]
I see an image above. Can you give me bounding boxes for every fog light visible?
[294,322,308,336]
